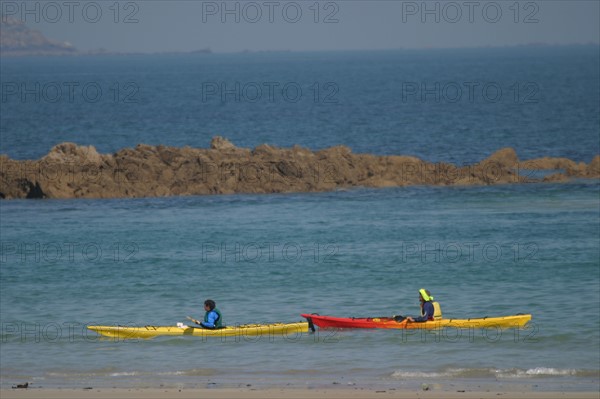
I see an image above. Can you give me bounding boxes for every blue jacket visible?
[412,301,434,322]
[201,310,220,328]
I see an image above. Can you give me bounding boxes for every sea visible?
[0,46,599,392]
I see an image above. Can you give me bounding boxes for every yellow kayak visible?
[88,322,309,340]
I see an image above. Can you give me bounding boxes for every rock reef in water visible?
[0,137,598,199]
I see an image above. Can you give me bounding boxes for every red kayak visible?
[300,313,532,330]
[301,314,405,329]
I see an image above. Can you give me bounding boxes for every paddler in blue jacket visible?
[406,289,442,322]
[200,299,223,329]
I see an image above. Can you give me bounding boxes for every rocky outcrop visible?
[1,138,598,199]
[538,154,600,182]
[0,16,77,56]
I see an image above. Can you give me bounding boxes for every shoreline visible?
[3,374,598,397]
[1,137,599,200]
[2,387,599,399]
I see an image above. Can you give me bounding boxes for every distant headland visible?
[0,16,77,56]
[2,16,596,58]
[0,16,211,57]
[1,137,598,199]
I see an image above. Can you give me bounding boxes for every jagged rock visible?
[522,157,577,171]
[210,136,236,151]
[317,145,352,159]
[587,155,600,177]
[0,138,597,199]
[43,143,102,164]
[252,143,278,156]
[484,147,519,168]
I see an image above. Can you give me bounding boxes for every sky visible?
[2,0,599,52]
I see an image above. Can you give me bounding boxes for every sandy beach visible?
[0,388,598,399]
[2,388,599,399]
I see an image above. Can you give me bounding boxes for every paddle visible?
[186,316,202,326]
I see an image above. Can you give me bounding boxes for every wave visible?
[391,367,599,379]
[46,368,215,378]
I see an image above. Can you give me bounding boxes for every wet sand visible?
[2,388,599,399]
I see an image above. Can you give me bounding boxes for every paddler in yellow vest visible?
[406,289,442,322]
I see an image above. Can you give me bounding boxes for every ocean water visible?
[1,47,599,391]
[1,46,599,163]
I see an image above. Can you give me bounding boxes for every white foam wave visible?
[391,367,598,380]
[109,372,138,377]
[498,367,585,378]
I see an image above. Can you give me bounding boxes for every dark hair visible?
[204,299,216,310]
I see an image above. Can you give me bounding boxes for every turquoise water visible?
[1,183,599,390]
[1,47,599,391]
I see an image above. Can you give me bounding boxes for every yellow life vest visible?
[433,301,442,320]
[421,301,443,320]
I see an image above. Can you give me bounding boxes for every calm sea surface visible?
[1,47,599,391]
